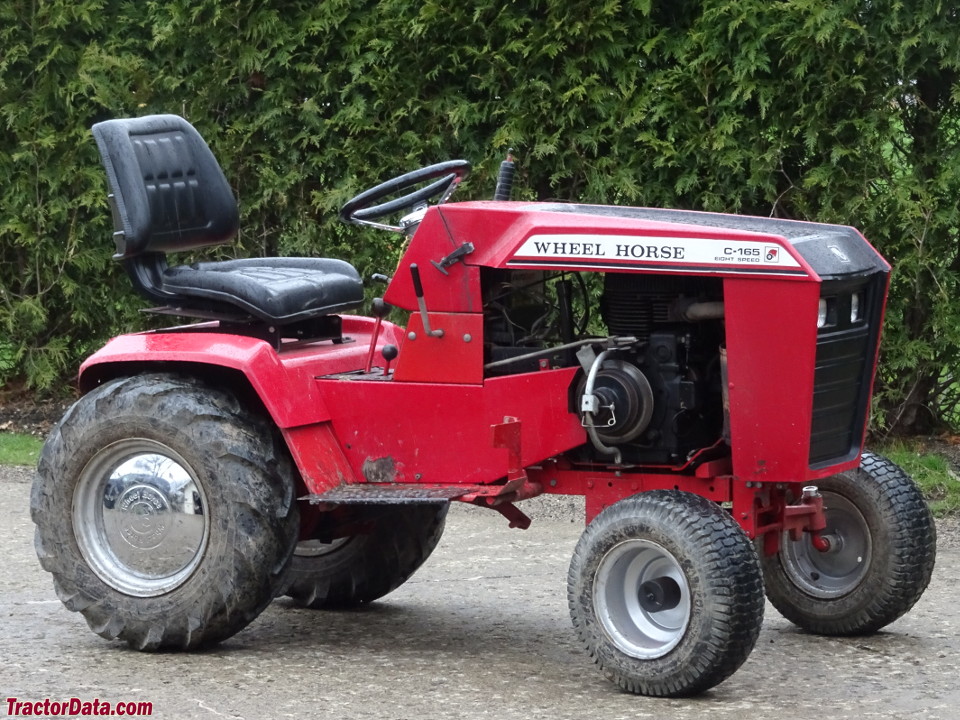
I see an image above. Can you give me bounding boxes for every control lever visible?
[381,344,398,374]
[409,264,444,337]
[364,298,392,374]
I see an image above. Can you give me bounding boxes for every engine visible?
[581,273,726,465]
[481,269,726,466]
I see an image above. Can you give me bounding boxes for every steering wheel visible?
[339,160,471,230]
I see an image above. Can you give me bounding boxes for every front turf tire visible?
[760,452,936,635]
[31,374,299,650]
[568,490,764,697]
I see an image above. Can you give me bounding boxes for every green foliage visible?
[1,0,959,433]
[0,0,148,390]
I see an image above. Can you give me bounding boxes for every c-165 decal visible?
[508,233,805,275]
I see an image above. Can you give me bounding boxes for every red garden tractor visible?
[32,114,936,697]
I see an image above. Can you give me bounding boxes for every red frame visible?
[80,202,889,552]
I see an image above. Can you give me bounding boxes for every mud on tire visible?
[31,374,299,650]
[284,504,448,608]
[761,452,936,635]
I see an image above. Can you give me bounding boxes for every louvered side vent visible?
[809,276,885,467]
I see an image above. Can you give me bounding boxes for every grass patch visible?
[877,441,960,516]
[0,432,43,467]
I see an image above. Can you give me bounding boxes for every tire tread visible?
[31,373,298,651]
[284,503,448,609]
[568,491,764,697]
[762,451,936,635]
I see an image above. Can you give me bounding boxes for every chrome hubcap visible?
[594,539,691,659]
[781,491,872,598]
[73,440,209,597]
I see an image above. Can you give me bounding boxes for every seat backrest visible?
[91,114,239,260]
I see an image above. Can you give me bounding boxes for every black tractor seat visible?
[162,257,363,324]
[91,114,364,329]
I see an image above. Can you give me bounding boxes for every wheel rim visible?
[72,439,209,597]
[593,539,691,659]
[294,537,351,557]
[780,491,872,599]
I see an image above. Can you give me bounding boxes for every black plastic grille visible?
[808,277,884,467]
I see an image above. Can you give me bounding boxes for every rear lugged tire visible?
[761,452,936,635]
[284,504,448,608]
[568,491,764,697]
[31,374,299,650]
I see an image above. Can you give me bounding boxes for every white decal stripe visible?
[505,261,807,277]
[513,233,802,269]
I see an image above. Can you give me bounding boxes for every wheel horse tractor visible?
[32,114,936,697]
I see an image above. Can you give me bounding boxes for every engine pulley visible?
[578,359,654,445]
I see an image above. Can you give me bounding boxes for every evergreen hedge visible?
[1,0,958,434]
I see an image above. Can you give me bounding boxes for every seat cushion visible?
[162,257,364,323]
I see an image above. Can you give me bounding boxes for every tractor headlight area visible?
[817,292,866,329]
[850,292,863,323]
[817,297,836,328]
